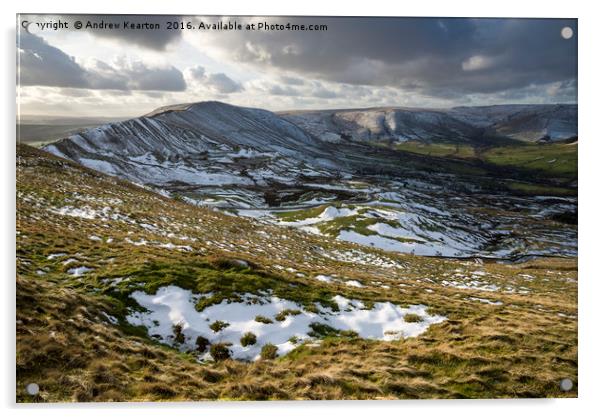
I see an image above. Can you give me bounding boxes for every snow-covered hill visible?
[281,104,577,143]
[449,104,577,141]
[281,107,481,143]
[44,101,343,202]
[42,101,577,259]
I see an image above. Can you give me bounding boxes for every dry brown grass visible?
[16,144,577,401]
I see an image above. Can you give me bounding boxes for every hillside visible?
[16,144,577,401]
[41,101,577,260]
[281,104,577,144]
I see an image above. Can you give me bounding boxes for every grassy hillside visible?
[482,142,577,178]
[392,142,477,159]
[16,145,577,401]
[385,140,577,187]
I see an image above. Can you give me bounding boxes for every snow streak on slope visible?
[239,191,577,259]
[45,101,341,193]
[283,107,481,143]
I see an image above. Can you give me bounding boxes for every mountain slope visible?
[16,144,577,401]
[40,101,577,260]
[44,101,341,193]
[449,104,577,141]
[281,107,483,144]
[281,104,577,144]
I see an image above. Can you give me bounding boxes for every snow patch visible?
[314,274,334,283]
[67,266,94,276]
[126,286,446,361]
[467,297,503,306]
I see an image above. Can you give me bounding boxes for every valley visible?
[16,101,578,401]
[41,101,577,261]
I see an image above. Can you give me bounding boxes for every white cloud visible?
[461,55,495,71]
[186,66,243,94]
[205,73,243,94]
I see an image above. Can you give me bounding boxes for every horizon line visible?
[18,100,578,121]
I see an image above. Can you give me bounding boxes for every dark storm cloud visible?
[18,32,186,91]
[196,17,577,99]
[18,15,577,105]
[18,29,88,88]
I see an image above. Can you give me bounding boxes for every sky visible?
[17,15,577,118]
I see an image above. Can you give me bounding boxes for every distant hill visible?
[17,116,128,146]
[281,103,577,144]
[40,101,577,260]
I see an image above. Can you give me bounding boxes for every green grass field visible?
[482,143,577,178]
[393,142,477,159]
[385,140,577,186]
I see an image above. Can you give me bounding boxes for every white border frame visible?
[3,1,599,416]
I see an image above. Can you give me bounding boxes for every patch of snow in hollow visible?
[125,238,148,246]
[50,206,98,220]
[67,266,94,276]
[344,280,364,288]
[362,220,475,257]
[89,235,102,241]
[467,297,503,306]
[337,230,450,256]
[237,209,274,219]
[320,248,404,270]
[101,277,128,287]
[278,205,360,227]
[126,286,446,361]
[518,274,534,280]
[300,226,322,235]
[47,253,67,260]
[157,242,193,251]
[367,222,425,243]
[36,270,46,276]
[441,279,501,292]
[62,258,77,265]
[139,223,158,231]
[314,274,333,283]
